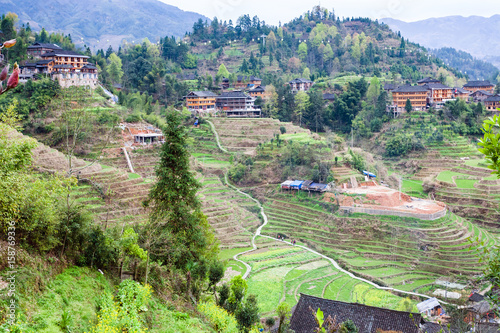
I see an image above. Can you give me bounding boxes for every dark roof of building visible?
[453,87,469,94]
[81,64,97,70]
[217,90,251,98]
[485,95,500,102]
[469,292,485,302]
[393,85,429,93]
[464,80,494,87]
[113,83,123,89]
[323,93,335,100]
[21,63,37,67]
[472,90,494,96]
[477,323,500,333]
[237,75,262,81]
[41,50,89,58]
[27,42,62,50]
[384,83,396,90]
[418,77,440,84]
[289,78,313,84]
[249,85,265,93]
[53,64,74,69]
[424,83,452,90]
[289,294,422,333]
[187,91,218,97]
[35,59,54,65]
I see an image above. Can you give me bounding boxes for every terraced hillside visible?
[432,159,500,231]
[198,173,261,249]
[239,239,418,315]
[211,118,311,154]
[259,194,496,295]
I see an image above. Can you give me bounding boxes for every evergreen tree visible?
[405,98,412,113]
[144,110,218,269]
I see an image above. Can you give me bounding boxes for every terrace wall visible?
[340,206,447,221]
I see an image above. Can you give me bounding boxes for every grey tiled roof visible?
[187,91,218,97]
[393,85,429,93]
[464,80,494,87]
[289,294,422,333]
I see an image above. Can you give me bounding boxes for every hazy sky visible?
[160,0,500,24]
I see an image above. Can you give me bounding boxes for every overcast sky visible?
[160,0,500,25]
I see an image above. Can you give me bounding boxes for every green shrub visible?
[198,302,238,333]
[125,113,142,123]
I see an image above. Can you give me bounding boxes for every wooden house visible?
[234,75,262,89]
[424,83,453,106]
[417,77,440,86]
[185,91,218,115]
[247,85,267,99]
[471,90,493,103]
[452,87,470,100]
[391,85,429,111]
[289,294,423,333]
[26,42,62,59]
[288,78,314,93]
[323,93,335,103]
[215,90,259,117]
[463,80,495,94]
[383,83,397,92]
[484,95,500,111]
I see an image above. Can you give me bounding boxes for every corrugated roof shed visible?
[417,297,440,313]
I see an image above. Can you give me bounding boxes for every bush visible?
[228,163,247,183]
[125,113,142,123]
[370,118,382,132]
[198,302,239,333]
[280,126,286,134]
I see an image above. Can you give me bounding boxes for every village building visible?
[471,90,493,103]
[383,83,397,92]
[417,77,441,86]
[247,85,269,99]
[323,93,335,103]
[288,78,314,93]
[452,87,470,100]
[215,90,260,117]
[20,48,98,88]
[424,83,453,107]
[391,85,429,111]
[289,294,424,333]
[175,73,196,81]
[221,77,230,89]
[26,42,62,59]
[484,95,500,111]
[185,91,218,115]
[234,75,262,89]
[463,80,495,94]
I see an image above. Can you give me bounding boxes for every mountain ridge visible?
[381,15,500,68]
[3,0,209,50]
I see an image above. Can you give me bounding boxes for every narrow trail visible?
[206,118,452,305]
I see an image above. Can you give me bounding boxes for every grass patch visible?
[455,178,477,189]
[219,247,253,261]
[128,172,141,179]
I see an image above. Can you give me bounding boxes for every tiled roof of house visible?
[81,64,98,70]
[323,93,335,100]
[35,60,54,65]
[424,83,452,90]
[176,73,196,80]
[289,78,313,84]
[53,64,74,69]
[383,83,396,90]
[464,80,494,87]
[289,294,422,333]
[485,95,500,102]
[249,85,265,93]
[417,77,440,84]
[187,91,218,97]
[27,42,62,50]
[471,90,493,96]
[41,50,89,58]
[453,87,469,94]
[392,85,429,93]
[217,90,250,98]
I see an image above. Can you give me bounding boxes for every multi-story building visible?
[424,83,453,105]
[20,48,98,88]
[247,85,269,99]
[463,80,495,94]
[26,42,62,59]
[471,90,493,103]
[288,78,314,93]
[216,90,260,117]
[484,95,500,111]
[391,85,429,111]
[452,87,470,100]
[234,75,262,89]
[185,91,218,115]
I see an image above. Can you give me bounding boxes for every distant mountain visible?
[381,15,500,69]
[3,0,209,50]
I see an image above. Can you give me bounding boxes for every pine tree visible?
[144,110,218,270]
[405,98,412,113]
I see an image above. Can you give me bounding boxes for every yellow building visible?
[463,80,495,94]
[391,85,429,111]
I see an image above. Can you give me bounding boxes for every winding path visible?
[206,119,452,305]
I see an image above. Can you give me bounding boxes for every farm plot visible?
[241,243,417,315]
